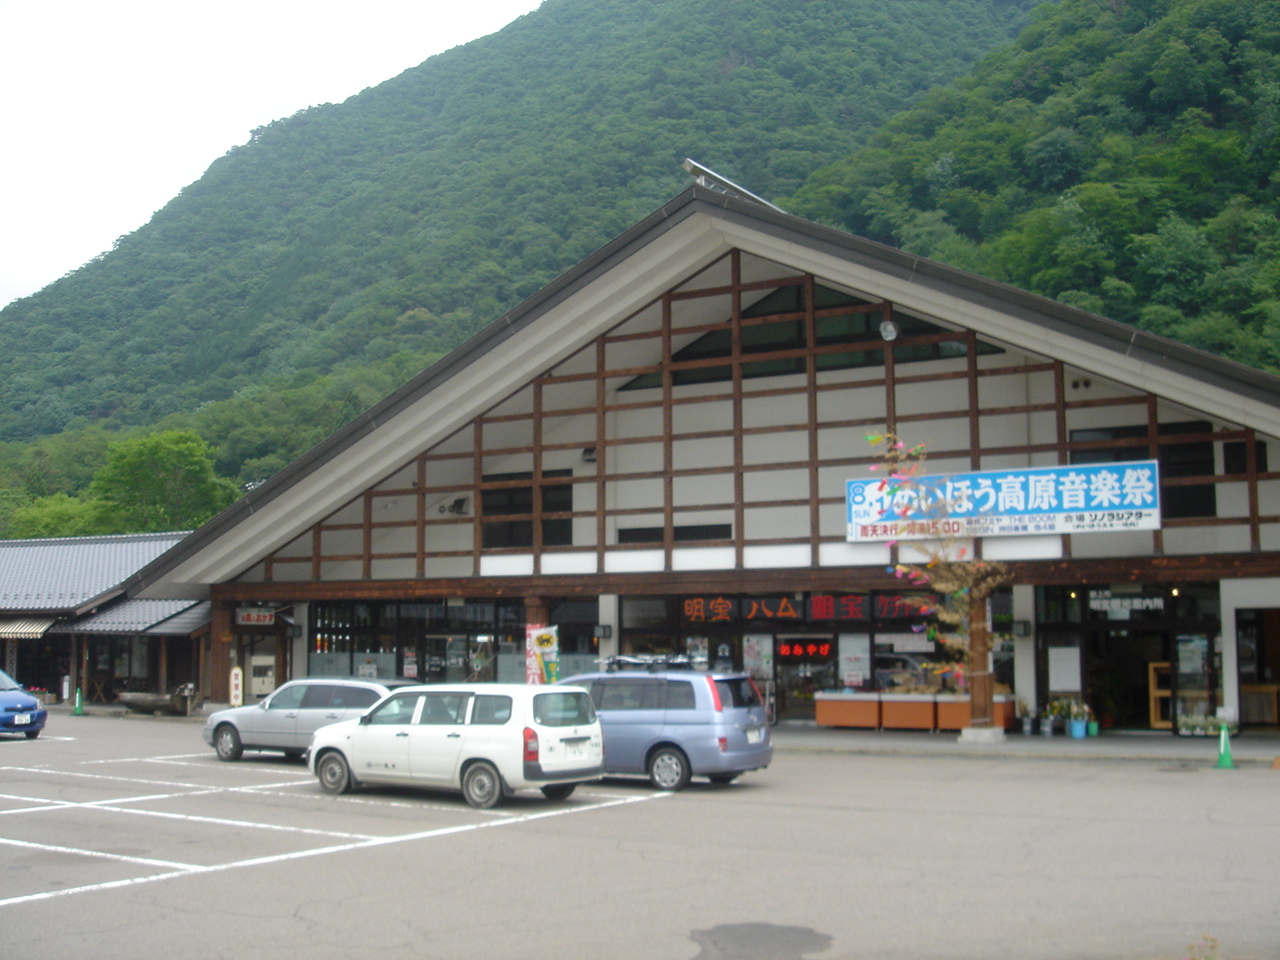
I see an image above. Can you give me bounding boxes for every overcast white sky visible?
[0,0,544,308]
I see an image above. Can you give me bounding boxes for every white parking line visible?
[1,765,226,790]
[0,835,198,871]
[80,753,209,765]
[1,766,312,790]
[0,766,514,819]
[0,792,667,908]
[0,789,381,837]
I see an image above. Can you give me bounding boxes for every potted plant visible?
[1067,699,1089,739]
[1040,699,1059,736]
[1016,698,1034,736]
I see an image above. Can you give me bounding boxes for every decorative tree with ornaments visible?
[867,432,1013,730]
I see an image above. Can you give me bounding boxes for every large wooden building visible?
[127,184,1280,732]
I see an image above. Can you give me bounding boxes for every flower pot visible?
[1086,720,1099,737]
[1021,717,1034,736]
[1040,718,1055,736]
[1069,719,1087,739]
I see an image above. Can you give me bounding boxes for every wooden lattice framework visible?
[241,249,1280,602]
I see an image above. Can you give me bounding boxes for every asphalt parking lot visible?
[0,717,662,911]
[3,715,1279,960]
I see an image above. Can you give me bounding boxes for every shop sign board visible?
[776,639,833,661]
[235,607,276,626]
[682,593,925,625]
[682,596,806,623]
[525,624,559,684]
[846,460,1161,542]
[808,594,869,621]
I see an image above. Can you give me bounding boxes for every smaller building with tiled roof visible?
[0,532,203,703]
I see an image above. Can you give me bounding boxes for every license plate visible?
[745,726,763,744]
[13,714,30,725]
[563,740,585,758]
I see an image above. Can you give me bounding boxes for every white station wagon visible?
[307,683,604,808]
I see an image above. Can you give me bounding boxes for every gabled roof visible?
[127,186,1280,599]
[0,531,189,614]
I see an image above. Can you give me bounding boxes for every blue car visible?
[0,668,48,739]
[560,662,772,790]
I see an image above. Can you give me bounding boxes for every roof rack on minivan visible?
[599,654,696,672]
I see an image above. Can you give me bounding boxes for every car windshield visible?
[533,690,596,726]
[0,669,21,691]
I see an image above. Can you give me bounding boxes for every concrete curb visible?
[42,705,1280,765]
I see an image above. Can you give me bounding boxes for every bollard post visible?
[74,686,83,716]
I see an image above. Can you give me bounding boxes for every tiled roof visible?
[146,600,210,636]
[47,598,204,635]
[0,532,189,613]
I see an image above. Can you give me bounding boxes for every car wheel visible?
[316,751,352,795]
[708,773,738,785]
[648,746,691,791]
[24,729,40,740]
[462,760,504,809]
[540,782,576,801]
[214,724,243,761]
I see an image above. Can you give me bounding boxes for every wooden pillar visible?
[524,596,550,627]
[209,601,234,702]
[967,591,995,727]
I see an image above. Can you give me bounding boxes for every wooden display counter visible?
[880,693,935,730]
[934,694,970,731]
[813,692,880,728]
[814,692,1018,731]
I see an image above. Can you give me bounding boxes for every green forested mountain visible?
[17,0,1280,541]
[785,0,1280,370]
[0,0,1034,446]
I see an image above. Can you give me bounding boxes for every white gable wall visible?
[131,198,1280,598]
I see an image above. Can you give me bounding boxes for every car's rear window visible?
[714,678,761,708]
[533,691,596,726]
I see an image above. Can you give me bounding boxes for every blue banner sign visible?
[846,460,1161,542]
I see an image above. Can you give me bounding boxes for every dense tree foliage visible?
[8,431,238,536]
[784,0,1280,371]
[0,0,1034,446]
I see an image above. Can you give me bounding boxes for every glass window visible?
[665,679,697,710]
[620,597,671,630]
[533,690,596,726]
[714,677,761,708]
[471,694,513,725]
[330,686,380,709]
[268,684,308,710]
[481,470,573,548]
[418,692,470,724]
[299,684,338,709]
[597,680,663,710]
[1070,421,1216,518]
[623,284,997,390]
[367,693,420,724]
[1224,440,1268,474]
[618,524,732,544]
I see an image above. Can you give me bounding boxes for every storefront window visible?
[1041,583,1220,731]
[309,600,525,678]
